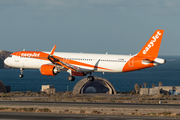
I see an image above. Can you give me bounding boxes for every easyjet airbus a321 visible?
[4,30,165,81]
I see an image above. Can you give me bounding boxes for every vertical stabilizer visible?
[136,30,164,58]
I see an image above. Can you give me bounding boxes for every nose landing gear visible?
[19,68,24,78]
[19,74,23,78]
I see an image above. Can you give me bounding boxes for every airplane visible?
[4,30,165,81]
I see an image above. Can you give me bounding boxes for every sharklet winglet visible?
[50,45,56,56]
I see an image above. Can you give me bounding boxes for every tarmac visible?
[0,111,179,120]
[0,101,180,119]
[0,100,180,109]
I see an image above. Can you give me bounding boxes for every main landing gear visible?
[87,76,95,81]
[19,68,24,78]
[68,76,75,81]
[87,72,95,81]
[67,70,95,82]
[68,75,95,82]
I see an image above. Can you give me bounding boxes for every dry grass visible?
[1,91,180,104]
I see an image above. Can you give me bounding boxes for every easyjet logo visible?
[21,53,40,57]
[143,31,161,54]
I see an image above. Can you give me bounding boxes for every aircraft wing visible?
[48,55,81,72]
[47,45,80,72]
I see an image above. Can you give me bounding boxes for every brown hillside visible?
[0,50,12,69]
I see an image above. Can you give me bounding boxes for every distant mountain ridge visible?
[0,50,12,69]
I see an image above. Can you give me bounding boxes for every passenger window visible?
[9,55,12,57]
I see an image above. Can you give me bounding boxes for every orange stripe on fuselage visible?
[12,51,113,71]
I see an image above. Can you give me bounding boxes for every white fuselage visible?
[4,51,133,73]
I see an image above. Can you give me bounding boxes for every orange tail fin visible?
[136,30,164,58]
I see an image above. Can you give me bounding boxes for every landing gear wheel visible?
[19,68,24,78]
[68,76,75,81]
[19,74,24,78]
[87,76,95,82]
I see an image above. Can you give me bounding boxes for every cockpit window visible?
[9,55,12,57]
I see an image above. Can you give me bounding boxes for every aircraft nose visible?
[4,58,9,66]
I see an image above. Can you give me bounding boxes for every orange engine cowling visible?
[40,64,58,76]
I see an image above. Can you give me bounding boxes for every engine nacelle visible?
[40,64,59,76]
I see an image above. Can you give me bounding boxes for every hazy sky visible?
[0,0,180,55]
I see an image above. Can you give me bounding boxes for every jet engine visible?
[40,64,59,76]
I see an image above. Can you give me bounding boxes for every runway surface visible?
[0,112,178,120]
[0,100,180,109]
[0,101,180,120]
